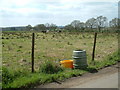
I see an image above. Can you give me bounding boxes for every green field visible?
[2,31,119,88]
[2,32,118,71]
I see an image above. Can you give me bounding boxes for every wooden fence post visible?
[32,33,35,73]
[92,32,97,65]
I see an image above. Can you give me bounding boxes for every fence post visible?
[92,32,97,65]
[32,33,35,73]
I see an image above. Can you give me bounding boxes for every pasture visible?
[2,32,118,72]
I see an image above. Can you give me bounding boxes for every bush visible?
[39,61,64,74]
[2,67,14,85]
[2,67,29,86]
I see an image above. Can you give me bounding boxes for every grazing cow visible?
[41,30,49,33]
[41,30,47,33]
[57,30,62,33]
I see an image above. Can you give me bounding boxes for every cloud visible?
[0,0,119,27]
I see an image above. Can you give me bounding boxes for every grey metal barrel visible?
[72,50,87,69]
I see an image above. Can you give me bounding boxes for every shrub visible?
[2,67,14,85]
[39,61,64,74]
[19,46,23,48]
[2,67,29,86]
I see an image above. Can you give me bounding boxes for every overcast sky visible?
[0,0,119,27]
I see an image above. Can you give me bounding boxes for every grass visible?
[2,32,119,88]
[2,32,118,70]
[2,50,119,88]
[3,68,86,88]
[89,51,119,70]
[39,60,64,74]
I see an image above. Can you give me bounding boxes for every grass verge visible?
[2,51,119,89]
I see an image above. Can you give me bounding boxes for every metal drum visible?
[73,50,88,69]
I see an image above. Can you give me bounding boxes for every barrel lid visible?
[72,57,80,58]
[73,50,86,52]
[72,56,87,58]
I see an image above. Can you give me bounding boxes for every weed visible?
[19,46,23,48]
[17,49,21,52]
[39,60,64,74]
[2,67,29,88]
[67,42,72,45]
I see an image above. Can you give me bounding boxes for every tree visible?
[109,18,118,28]
[86,18,96,29]
[26,25,33,31]
[64,24,74,31]
[79,22,85,30]
[71,20,81,30]
[49,23,57,31]
[95,16,107,32]
[109,18,119,32]
[45,23,50,30]
[34,24,46,31]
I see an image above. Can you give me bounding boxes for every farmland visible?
[2,31,119,88]
[2,32,118,71]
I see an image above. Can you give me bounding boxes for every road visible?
[36,63,119,88]
[71,72,118,88]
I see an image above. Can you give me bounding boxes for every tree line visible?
[26,16,119,32]
[64,16,119,32]
[2,16,120,32]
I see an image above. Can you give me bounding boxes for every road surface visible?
[36,63,119,88]
[71,72,118,88]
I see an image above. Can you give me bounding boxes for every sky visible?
[0,0,119,27]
